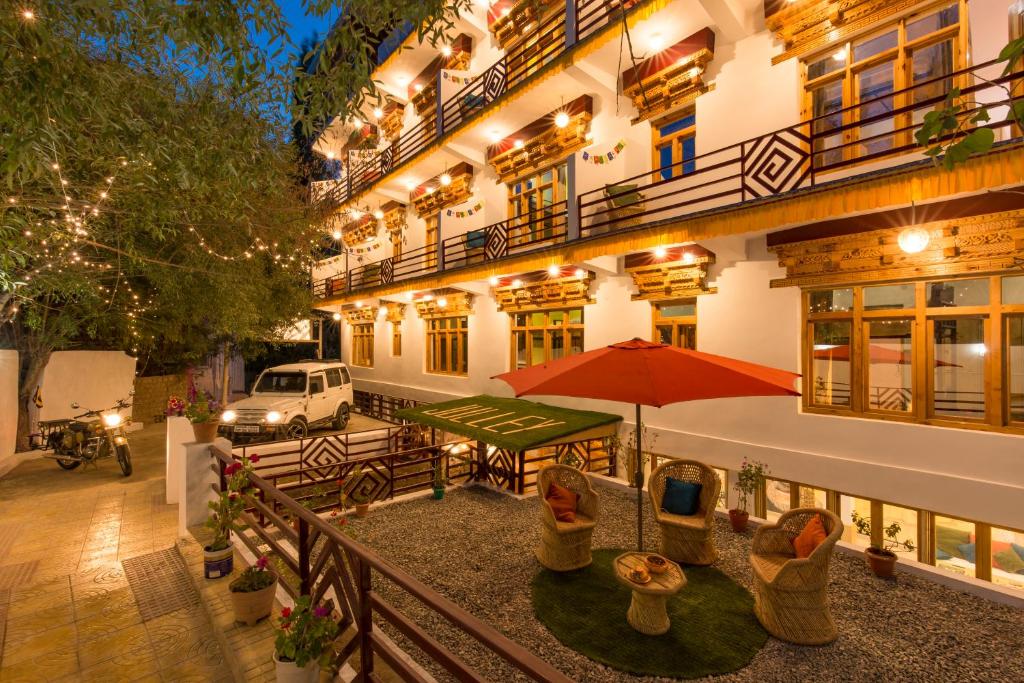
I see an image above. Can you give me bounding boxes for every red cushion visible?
[792,514,828,559]
[546,483,579,523]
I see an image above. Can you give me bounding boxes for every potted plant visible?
[204,453,257,578]
[851,510,916,578]
[186,391,221,443]
[346,465,372,516]
[229,555,278,626]
[729,459,768,533]
[432,458,447,499]
[273,596,340,683]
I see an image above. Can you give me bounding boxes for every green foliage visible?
[915,38,1024,169]
[274,596,340,668]
[206,455,257,550]
[185,393,218,424]
[850,510,916,555]
[732,460,768,513]
[229,555,277,593]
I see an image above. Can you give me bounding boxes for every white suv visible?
[219,361,354,441]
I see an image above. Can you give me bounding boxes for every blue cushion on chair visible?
[662,477,702,516]
[1013,543,1024,562]
[958,542,977,564]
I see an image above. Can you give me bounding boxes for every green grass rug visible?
[531,549,768,679]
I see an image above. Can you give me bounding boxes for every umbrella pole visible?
[635,403,643,552]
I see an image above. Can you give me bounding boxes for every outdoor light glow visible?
[833,48,847,62]
[373,107,384,118]
[405,291,415,301]
[395,74,409,85]
[22,9,34,20]
[488,130,502,143]
[414,83,424,92]
[897,227,930,254]
[654,246,668,259]
[351,117,362,127]
[441,45,452,57]
[102,413,122,428]
[681,251,695,264]
[332,230,342,240]
[265,411,282,424]
[425,186,435,194]
[378,306,388,318]
[512,278,523,288]
[575,268,586,279]
[437,297,448,308]
[355,300,364,308]
[325,150,335,159]
[548,264,560,276]
[973,343,988,356]
[404,179,417,191]
[423,294,434,301]
[373,209,384,219]
[332,312,342,321]
[513,139,524,149]
[649,33,664,50]
[554,111,570,128]
[221,410,237,423]
[439,173,452,186]
[488,276,499,286]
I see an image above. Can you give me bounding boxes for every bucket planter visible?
[273,652,319,683]
[230,557,278,625]
[865,547,898,578]
[204,544,233,579]
[432,486,445,500]
[355,502,370,517]
[728,509,749,533]
[193,420,220,443]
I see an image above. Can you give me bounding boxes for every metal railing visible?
[211,443,571,683]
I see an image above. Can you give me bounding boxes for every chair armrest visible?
[577,486,600,521]
[539,497,557,525]
[751,525,793,556]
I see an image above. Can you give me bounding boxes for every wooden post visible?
[219,341,231,407]
[298,518,310,596]
[357,559,374,680]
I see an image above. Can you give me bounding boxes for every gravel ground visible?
[354,484,1024,683]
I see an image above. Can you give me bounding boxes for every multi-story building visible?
[312,0,1024,594]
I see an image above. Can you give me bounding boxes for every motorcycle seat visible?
[39,419,73,427]
[68,422,93,432]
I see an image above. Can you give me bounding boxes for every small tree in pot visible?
[273,596,340,683]
[204,453,258,578]
[186,391,221,443]
[851,510,916,578]
[229,555,278,625]
[729,460,768,533]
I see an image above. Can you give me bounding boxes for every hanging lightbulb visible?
[441,45,452,57]
[437,297,448,308]
[373,107,384,118]
[439,173,452,186]
[373,209,384,220]
[512,278,523,288]
[326,150,336,159]
[332,230,342,240]
[654,246,668,259]
[898,227,930,254]
[681,251,695,264]
[332,312,342,321]
[488,276,499,286]
[574,268,586,279]
[554,111,570,128]
[547,264,560,276]
[513,139,524,149]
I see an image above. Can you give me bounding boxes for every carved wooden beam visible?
[624,245,716,300]
[377,100,405,141]
[768,211,1024,288]
[381,201,407,235]
[410,162,474,218]
[384,302,407,323]
[342,306,376,323]
[486,96,592,184]
[621,28,715,124]
[410,34,473,117]
[488,0,564,51]
[492,269,595,312]
[413,289,474,318]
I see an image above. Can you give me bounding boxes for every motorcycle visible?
[37,398,134,476]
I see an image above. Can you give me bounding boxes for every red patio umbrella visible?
[494,338,800,551]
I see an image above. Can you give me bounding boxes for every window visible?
[511,308,584,369]
[839,494,873,549]
[991,527,1024,590]
[713,467,728,511]
[935,515,976,578]
[653,300,696,349]
[425,215,438,270]
[309,374,325,394]
[804,275,1012,430]
[324,368,342,387]
[765,478,792,522]
[507,163,567,247]
[391,230,402,260]
[652,110,696,180]
[427,316,468,375]
[340,367,351,384]
[352,323,374,368]
[391,322,402,357]
[803,2,965,168]
[883,503,920,560]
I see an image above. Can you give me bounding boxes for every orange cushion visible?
[546,483,578,523]
[792,515,828,559]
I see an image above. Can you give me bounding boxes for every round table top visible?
[613,552,686,595]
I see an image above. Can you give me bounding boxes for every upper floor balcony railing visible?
[315,0,642,207]
[314,59,1024,298]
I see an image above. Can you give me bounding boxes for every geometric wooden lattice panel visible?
[741,129,811,199]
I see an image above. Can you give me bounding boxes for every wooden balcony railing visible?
[315,59,1023,300]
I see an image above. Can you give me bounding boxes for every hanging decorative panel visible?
[342,306,376,323]
[378,100,405,141]
[410,162,474,218]
[624,246,716,300]
[385,302,406,323]
[486,95,593,184]
[413,289,474,318]
[621,28,715,124]
[488,0,564,51]
[381,201,407,235]
[492,269,595,312]
[410,34,473,117]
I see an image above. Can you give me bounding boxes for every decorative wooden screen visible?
[413,289,474,318]
[410,33,473,117]
[384,302,406,323]
[486,95,592,184]
[489,0,564,51]
[492,269,595,312]
[768,211,1024,288]
[764,0,925,64]
[621,28,715,124]
[410,162,474,218]
[378,100,405,141]
[342,306,375,324]
[339,213,378,248]
[624,246,717,300]
[381,201,407,236]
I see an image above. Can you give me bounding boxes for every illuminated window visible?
[653,300,696,349]
[391,322,402,357]
[652,110,696,180]
[507,163,567,247]
[838,494,873,550]
[351,323,374,368]
[427,316,468,375]
[935,515,976,578]
[991,527,1024,590]
[511,308,584,369]
[425,214,439,270]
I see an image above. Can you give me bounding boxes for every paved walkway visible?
[0,424,232,683]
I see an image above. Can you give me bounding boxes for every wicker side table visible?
[613,552,686,635]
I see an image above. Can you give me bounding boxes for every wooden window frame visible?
[652,298,697,349]
[351,323,374,368]
[425,214,439,270]
[506,162,567,247]
[510,307,584,369]
[802,274,1024,433]
[650,109,696,181]
[391,230,403,260]
[426,315,468,375]
[391,321,402,357]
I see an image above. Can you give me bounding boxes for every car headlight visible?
[221,410,237,423]
[102,414,122,428]
[265,410,282,424]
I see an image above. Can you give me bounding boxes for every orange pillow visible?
[546,483,579,523]
[792,515,827,559]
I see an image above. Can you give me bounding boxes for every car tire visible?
[333,403,350,431]
[285,418,308,440]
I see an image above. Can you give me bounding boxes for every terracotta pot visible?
[230,573,278,626]
[203,544,233,579]
[193,421,220,443]
[728,509,750,533]
[273,652,319,683]
[355,503,370,518]
[865,547,898,578]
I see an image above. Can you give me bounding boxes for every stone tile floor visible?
[0,423,233,682]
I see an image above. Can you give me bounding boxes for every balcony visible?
[314,59,1024,299]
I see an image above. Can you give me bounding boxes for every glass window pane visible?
[679,324,696,350]
[515,313,527,326]
[927,279,989,307]
[656,325,673,345]
[659,303,696,317]
[1008,317,1024,421]
[529,311,545,326]
[882,503,919,560]
[569,329,584,356]
[911,40,954,125]
[811,80,844,167]
[991,527,1024,591]
[1003,276,1024,304]
[568,308,583,324]
[932,318,986,418]
[765,479,791,522]
[713,468,727,511]
[812,321,852,407]
[808,55,843,80]
[856,61,895,155]
[515,331,527,369]
[864,284,915,310]
[549,310,564,324]
[839,495,873,549]
[797,485,827,509]
[853,30,897,61]
[530,331,544,366]
[935,516,975,578]
[907,4,959,42]
[809,288,853,313]
[549,330,565,360]
[867,320,913,412]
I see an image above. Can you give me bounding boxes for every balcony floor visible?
[357,484,1024,682]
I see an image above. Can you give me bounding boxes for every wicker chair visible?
[535,465,600,572]
[750,508,843,645]
[648,459,721,566]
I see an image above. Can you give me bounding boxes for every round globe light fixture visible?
[897,227,930,254]
[439,173,452,186]
[554,111,570,128]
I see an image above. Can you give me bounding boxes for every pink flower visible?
[314,606,330,618]
[338,517,348,526]
[256,555,269,570]
[228,492,239,501]
[281,607,291,618]
[249,453,260,463]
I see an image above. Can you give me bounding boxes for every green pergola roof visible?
[395,395,622,451]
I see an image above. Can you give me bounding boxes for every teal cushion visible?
[605,184,641,207]
[662,477,701,516]
[1013,543,1024,562]
[465,230,486,249]
[958,542,976,564]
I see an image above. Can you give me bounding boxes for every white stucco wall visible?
[36,351,137,423]
[0,350,17,462]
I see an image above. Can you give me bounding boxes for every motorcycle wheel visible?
[55,456,81,470]
[116,444,133,477]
